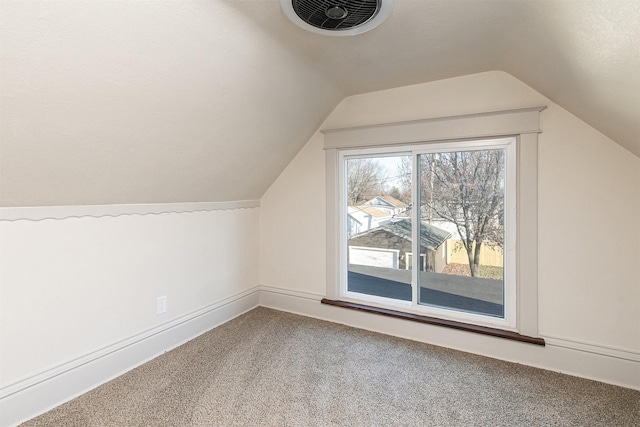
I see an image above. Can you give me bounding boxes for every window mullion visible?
[411,151,420,307]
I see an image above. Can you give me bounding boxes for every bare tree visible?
[396,156,413,204]
[346,158,387,205]
[419,150,505,277]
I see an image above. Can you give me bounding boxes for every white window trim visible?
[324,107,545,337]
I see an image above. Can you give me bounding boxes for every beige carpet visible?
[23,307,639,426]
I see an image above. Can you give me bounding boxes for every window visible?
[324,107,544,337]
[340,139,514,328]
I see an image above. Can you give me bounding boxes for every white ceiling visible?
[1,0,638,207]
[233,0,639,152]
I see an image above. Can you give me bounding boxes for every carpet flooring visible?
[23,307,639,426]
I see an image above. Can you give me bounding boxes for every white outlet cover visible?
[157,296,167,314]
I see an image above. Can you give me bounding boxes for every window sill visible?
[321,298,545,346]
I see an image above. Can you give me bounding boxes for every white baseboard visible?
[260,286,640,391]
[0,288,260,427]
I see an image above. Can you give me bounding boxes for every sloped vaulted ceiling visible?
[0,0,343,206]
[1,0,638,207]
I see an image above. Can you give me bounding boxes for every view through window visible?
[346,155,413,302]
[345,143,508,320]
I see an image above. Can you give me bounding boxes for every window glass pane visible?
[345,155,411,301]
[417,149,505,317]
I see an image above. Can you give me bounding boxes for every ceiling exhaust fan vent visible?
[280,0,394,36]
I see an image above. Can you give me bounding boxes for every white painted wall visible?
[0,205,259,388]
[260,71,640,384]
[260,131,328,297]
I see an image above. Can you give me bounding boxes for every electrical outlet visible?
[157,296,167,314]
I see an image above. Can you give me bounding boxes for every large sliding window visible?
[341,138,515,328]
[325,107,544,336]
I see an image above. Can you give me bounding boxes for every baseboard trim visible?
[543,335,640,363]
[0,287,260,427]
[259,285,324,302]
[260,286,640,391]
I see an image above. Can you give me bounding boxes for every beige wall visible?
[260,71,640,354]
[0,206,260,387]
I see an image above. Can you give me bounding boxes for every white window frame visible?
[324,107,544,336]
[339,139,515,329]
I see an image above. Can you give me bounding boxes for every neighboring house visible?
[362,195,409,217]
[347,205,393,237]
[421,211,504,267]
[429,219,462,240]
[348,218,451,272]
[347,212,364,237]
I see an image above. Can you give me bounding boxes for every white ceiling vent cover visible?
[280,0,394,36]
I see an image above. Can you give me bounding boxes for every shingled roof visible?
[350,218,451,251]
[363,195,409,209]
[351,205,391,219]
